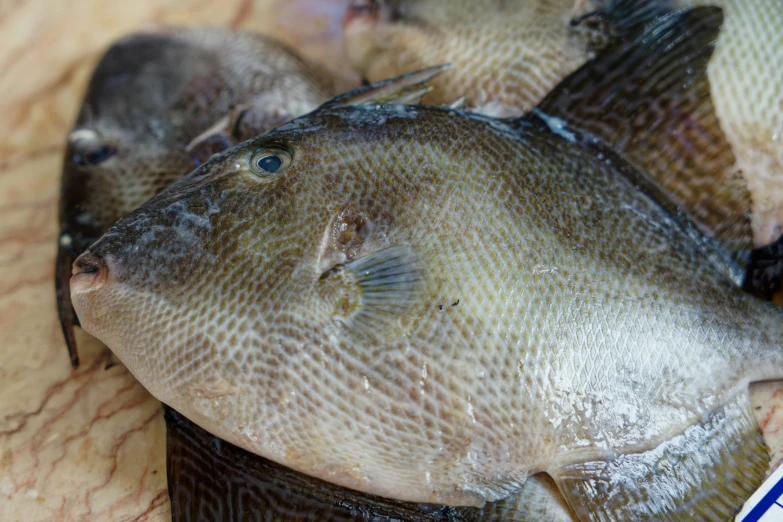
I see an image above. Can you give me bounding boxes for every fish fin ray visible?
[56,243,80,368]
[319,64,451,108]
[328,246,422,342]
[536,6,753,254]
[550,392,768,521]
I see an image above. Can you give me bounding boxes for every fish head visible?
[69,103,506,505]
[70,104,431,399]
[61,124,194,252]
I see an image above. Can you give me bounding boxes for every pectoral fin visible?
[320,246,423,342]
[550,392,768,521]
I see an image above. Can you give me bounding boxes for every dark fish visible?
[72,7,783,520]
[57,26,336,368]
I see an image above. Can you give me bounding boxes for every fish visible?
[342,0,670,117]
[56,26,337,368]
[343,0,783,249]
[56,27,574,522]
[677,0,783,246]
[70,7,783,519]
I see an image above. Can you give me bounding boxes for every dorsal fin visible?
[318,64,452,109]
[571,0,676,38]
[535,6,752,254]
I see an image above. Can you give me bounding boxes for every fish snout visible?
[71,252,109,294]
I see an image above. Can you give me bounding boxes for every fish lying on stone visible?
[57,26,337,368]
[56,27,574,522]
[71,7,783,520]
[344,0,783,249]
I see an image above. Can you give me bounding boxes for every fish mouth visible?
[70,252,108,294]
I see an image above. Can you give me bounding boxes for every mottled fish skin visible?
[57,26,336,367]
[344,0,783,249]
[71,9,783,518]
[343,0,634,117]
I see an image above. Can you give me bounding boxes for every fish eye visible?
[249,147,292,176]
[68,128,116,167]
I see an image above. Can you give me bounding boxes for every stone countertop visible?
[1,1,782,521]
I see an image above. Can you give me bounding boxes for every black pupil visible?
[74,144,115,167]
[257,155,282,173]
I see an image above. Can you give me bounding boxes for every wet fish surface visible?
[678,0,783,247]
[342,0,665,116]
[55,25,577,522]
[57,26,336,367]
[72,7,783,521]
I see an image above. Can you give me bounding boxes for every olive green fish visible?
[57,26,337,368]
[72,8,783,520]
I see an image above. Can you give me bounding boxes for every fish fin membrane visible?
[551,392,768,522]
[744,233,783,301]
[535,6,753,254]
[164,405,499,521]
[333,246,422,342]
[55,242,80,368]
[319,64,451,108]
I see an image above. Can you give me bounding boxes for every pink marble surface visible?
[1,1,781,521]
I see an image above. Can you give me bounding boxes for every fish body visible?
[57,26,336,366]
[345,0,783,249]
[681,0,783,246]
[71,8,783,519]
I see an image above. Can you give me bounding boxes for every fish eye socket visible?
[68,128,117,167]
[249,147,292,176]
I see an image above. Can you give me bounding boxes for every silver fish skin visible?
[71,7,783,521]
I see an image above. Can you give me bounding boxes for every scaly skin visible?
[57,26,336,366]
[343,0,598,116]
[344,0,783,247]
[71,104,783,508]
